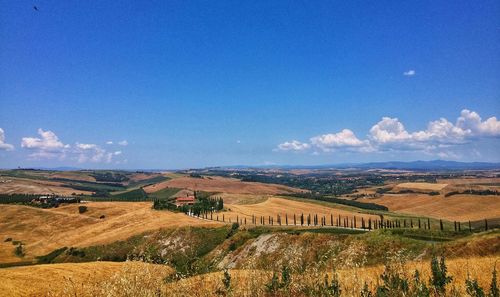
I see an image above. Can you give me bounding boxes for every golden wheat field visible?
[0,261,173,297]
[362,193,500,221]
[1,256,496,297]
[394,182,449,191]
[0,202,222,263]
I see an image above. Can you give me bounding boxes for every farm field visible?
[360,193,500,221]
[0,177,92,195]
[394,182,448,191]
[0,202,221,263]
[143,176,305,195]
[224,197,380,223]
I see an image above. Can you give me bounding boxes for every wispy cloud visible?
[118,140,128,146]
[403,69,416,76]
[0,128,14,151]
[276,109,500,157]
[274,140,310,152]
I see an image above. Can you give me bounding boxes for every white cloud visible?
[456,109,500,137]
[21,129,70,159]
[403,70,416,76]
[118,140,128,146]
[21,129,124,163]
[276,140,311,152]
[277,109,499,157]
[310,129,369,152]
[106,141,113,145]
[369,117,411,144]
[0,128,14,151]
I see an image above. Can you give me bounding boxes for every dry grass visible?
[0,261,173,297]
[144,176,305,195]
[3,256,496,296]
[223,197,380,223]
[362,193,500,221]
[395,182,448,191]
[0,202,222,263]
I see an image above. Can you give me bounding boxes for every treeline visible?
[445,189,499,197]
[86,188,152,202]
[152,199,179,211]
[0,194,41,204]
[90,172,129,182]
[0,194,80,208]
[152,192,224,215]
[285,193,388,211]
[189,196,223,216]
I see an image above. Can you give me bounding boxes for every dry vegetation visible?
[0,202,221,263]
[144,176,305,195]
[1,256,496,297]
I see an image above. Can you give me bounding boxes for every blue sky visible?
[0,0,499,169]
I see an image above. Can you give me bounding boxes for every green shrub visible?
[490,267,499,297]
[78,206,88,214]
[36,247,68,264]
[14,244,24,257]
[430,255,452,295]
[466,277,485,297]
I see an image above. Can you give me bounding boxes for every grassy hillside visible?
[1,229,498,296]
[0,202,221,263]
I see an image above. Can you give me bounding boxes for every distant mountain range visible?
[6,160,500,172]
[336,160,500,170]
[220,160,500,171]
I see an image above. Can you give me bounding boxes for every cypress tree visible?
[428,218,431,230]
[440,219,443,231]
[485,219,488,231]
[331,214,333,226]
[469,220,472,232]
